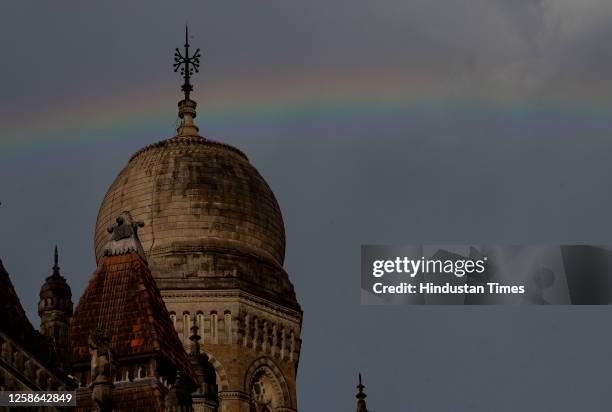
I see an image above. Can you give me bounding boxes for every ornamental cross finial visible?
[173,24,201,101]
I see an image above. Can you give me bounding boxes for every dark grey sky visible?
[2,1,612,410]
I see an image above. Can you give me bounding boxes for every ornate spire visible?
[52,245,60,276]
[174,25,201,101]
[188,324,219,411]
[356,373,368,412]
[173,24,202,137]
[39,245,73,365]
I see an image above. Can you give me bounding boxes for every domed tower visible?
[94,27,302,412]
[38,246,73,366]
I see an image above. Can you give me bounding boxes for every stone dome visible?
[94,99,297,307]
[39,274,72,302]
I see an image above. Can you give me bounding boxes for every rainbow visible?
[2,69,612,157]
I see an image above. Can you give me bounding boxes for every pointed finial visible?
[52,245,60,276]
[173,24,201,101]
[356,373,368,412]
[357,372,365,395]
[173,25,202,137]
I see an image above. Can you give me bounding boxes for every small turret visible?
[189,325,218,412]
[38,246,73,366]
[356,373,368,412]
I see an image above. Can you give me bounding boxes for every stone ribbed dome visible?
[95,136,285,265]
[94,99,297,307]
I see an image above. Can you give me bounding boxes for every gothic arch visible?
[244,357,291,410]
[205,351,229,392]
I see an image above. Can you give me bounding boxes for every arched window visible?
[289,330,295,361]
[183,313,191,343]
[224,311,232,344]
[243,314,250,347]
[279,327,286,360]
[138,364,147,379]
[196,312,204,340]
[210,311,218,344]
[169,312,176,329]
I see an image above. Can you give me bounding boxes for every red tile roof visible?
[0,259,64,375]
[70,252,196,385]
[0,259,34,336]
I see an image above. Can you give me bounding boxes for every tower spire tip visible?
[52,245,60,275]
[173,26,202,137]
[356,372,368,411]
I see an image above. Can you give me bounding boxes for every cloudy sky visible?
[2,1,612,410]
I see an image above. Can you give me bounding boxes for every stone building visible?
[0,255,74,412]
[1,28,304,411]
[91,29,303,412]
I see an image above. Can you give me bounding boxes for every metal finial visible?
[356,372,368,411]
[52,245,60,275]
[173,24,201,101]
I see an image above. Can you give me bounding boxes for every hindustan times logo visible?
[372,256,487,278]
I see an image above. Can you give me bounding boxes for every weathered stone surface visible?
[95,136,285,267]
[162,289,301,411]
[94,128,302,411]
[0,260,71,393]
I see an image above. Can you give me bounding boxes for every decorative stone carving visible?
[89,327,114,412]
[250,373,274,409]
[104,211,146,261]
[12,351,23,370]
[36,369,46,388]
[24,359,35,380]
[165,371,193,412]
